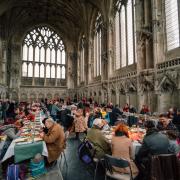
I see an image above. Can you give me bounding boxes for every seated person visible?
[111,123,138,176]
[140,105,150,115]
[157,113,177,132]
[172,109,180,132]
[123,103,129,112]
[0,123,22,160]
[94,108,102,119]
[167,130,180,155]
[42,118,49,134]
[101,107,107,119]
[86,119,111,159]
[135,120,169,179]
[129,105,137,113]
[40,118,65,164]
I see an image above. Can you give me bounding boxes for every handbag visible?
[30,157,46,177]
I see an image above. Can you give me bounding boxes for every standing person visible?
[74,108,87,139]
[111,104,123,125]
[0,100,2,120]
[172,109,180,132]
[50,101,61,121]
[6,101,15,118]
[1,100,9,122]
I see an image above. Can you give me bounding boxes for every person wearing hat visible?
[86,118,111,159]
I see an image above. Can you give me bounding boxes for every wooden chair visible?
[104,154,135,180]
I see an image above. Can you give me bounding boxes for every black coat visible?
[136,128,169,163]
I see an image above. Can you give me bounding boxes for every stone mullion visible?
[178,0,180,46]
[125,4,128,67]
[132,0,136,64]
[44,47,47,86]
[32,45,35,86]
[55,49,57,86]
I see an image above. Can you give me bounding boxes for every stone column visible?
[66,48,76,89]
[145,38,153,68]
[107,19,114,77]
[158,93,172,112]
[101,24,108,81]
[136,0,146,71]
[116,90,120,106]
[152,0,166,65]
[144,0,151,27]
[9,43,21,89]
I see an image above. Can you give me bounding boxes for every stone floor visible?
[61,134,105,180]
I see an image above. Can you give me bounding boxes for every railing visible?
[157,58,180,69]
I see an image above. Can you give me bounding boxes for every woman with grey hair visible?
[86,119,111,159]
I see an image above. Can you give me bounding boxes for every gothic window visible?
[94,12,102,77]
[22,26,66,82]
[165,0,180,51]
[115,0,136,70]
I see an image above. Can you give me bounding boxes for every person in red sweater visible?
[123,103,129,112]
[140,105,150,114]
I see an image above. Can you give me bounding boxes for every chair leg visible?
[63,152,68,168]
[58,153,63,169]
[105,174,107,180]
[94,162,98,180]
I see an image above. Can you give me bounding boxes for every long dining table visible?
[1,112,48,163]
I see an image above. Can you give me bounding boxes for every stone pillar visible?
[1,40,7,85]
[158,93,172,112]
[152,0,166,65]
[145,38,153,68]
[116,90,120,106]
[67,49,76,89]
[107,19,114,77]
[88,40,93,84]
[136,0,146,71]
[101,24,108,81]
[9,43,21,89]
[144,0,151,27]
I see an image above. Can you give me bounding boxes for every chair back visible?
[151,153,180,180]
[104,154,132,178]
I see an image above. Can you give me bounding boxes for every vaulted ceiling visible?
[0,0,114,45]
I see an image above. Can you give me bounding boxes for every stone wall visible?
[17,87,67,102]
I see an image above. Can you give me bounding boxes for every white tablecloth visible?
[131,141,142,159]
[1,112,48,162]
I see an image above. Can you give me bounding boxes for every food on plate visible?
[14,137,28,143]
